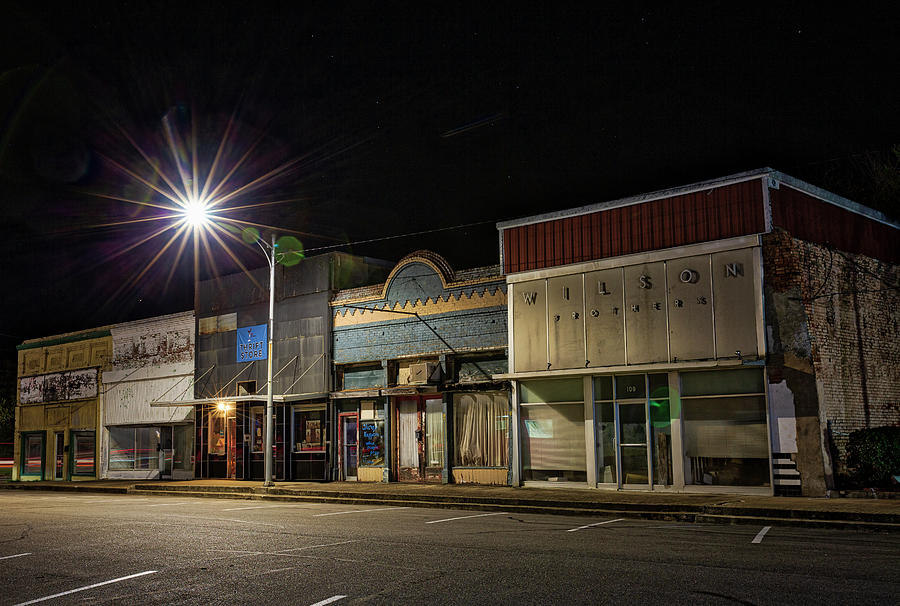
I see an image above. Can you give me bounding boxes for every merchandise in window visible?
[293,407,326,452]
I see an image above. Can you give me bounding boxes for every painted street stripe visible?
[161,514,282,527]
[221,505,285,511]
[751,526,772,544]
[425,512,508,524]
[567,518,626,532]
[146,502,194,507]
[313,507,409,517]
[13,570,157,606]
[0,553,32,560]
[309,596,347,606]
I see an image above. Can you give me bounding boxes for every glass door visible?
[340,414,358,481]
[54,432,65,480]
[617,402,650,487]
[159,426,173,479]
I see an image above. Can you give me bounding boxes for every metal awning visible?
[150,392,328,407]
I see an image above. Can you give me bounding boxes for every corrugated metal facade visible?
[771,185,900,264]
[502,179,766,273]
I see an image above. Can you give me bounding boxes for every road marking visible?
[313,507,409,517]
[161,514,283,527]
[146,501,194,507]
[13,570,157,606]
[309,596,347,606]
[751,526,772,544]
[425,512,508,524]
[0,553,32,560]
[566,518,625,532]
[222,504,285,511]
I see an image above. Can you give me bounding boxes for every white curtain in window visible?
[454,392,509,467]
[398,400,418,467]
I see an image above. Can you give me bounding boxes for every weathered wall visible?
[764,229,900,492]
[332,257,508,365]
[105,312,195,426]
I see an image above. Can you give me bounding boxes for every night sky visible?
[1,3,898,350]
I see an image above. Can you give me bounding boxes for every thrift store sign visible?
[237,324,267,362]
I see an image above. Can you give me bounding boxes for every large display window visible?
[520,379,586,482]
[292,406,326,453]
[108,427,160,470]
[681,368,769,486]
[453,392,509,468]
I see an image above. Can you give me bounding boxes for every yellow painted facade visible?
[14,329,111,481]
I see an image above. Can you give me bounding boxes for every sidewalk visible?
[4,479,899,531]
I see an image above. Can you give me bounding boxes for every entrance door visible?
[340,414,358,481]
[159,426,173,480]
[617,402,650,487]
[395,396,444,483]
[53,432,65,480]
[226,411,237,479]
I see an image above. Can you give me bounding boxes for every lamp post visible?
[254,234,277,487]
[248,232,304,487]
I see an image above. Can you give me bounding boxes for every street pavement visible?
[3,479,899,531]
[0,490,897,605]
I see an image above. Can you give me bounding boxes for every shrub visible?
[845,426,900,488]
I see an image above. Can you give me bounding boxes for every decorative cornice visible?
[334,287,507,327]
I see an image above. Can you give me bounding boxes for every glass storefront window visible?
[453,392,509,467]
[359,419,385,466]
[23,434,43,476]
[293,407,326,452]
[108,427,134,470]
[521,378,586,482]
[682,368,769,487]
[250,407,264,453]
[72,432,95,476]
[208,410,226,456]
[173,425,192,471]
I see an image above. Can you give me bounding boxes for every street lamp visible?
[245,230,304,487]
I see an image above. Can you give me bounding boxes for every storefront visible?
[14,330,109,482]
[192,397,329,481]
[500,234,773,493]
[330,251,511,485]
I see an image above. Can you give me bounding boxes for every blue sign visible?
[237,324,267,362]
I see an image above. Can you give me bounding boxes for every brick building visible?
[496,169,899,496]
[330,251,509,484]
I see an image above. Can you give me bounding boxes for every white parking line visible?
[425,512,508,524]
[566,518,625,532]
[0,553,32,560]
[161,513,283,527]
[313,507,409,517]
[309,596,347,606]
[222,504,285,511]
[751,526,772,544]
[12,570,157,606]
[146,502,194,507]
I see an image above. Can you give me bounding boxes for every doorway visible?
[617,402,650,487]
[339,413,358,481]
[394,396,444,483]
[159,426,173,480]
[53,432,65,480]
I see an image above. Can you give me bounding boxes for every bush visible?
[845,426,900,488]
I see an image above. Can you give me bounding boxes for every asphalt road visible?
[0,491,896,605]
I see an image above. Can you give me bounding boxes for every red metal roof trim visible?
[771,185,900,264]
[503,179,766,273]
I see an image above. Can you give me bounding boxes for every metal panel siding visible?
[771,186,900,264]
[502,180,766,273]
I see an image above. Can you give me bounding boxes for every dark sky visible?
[1,3,898,347]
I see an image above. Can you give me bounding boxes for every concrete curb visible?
[5,482,898,531]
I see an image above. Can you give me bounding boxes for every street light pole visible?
[261,234,276,487]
